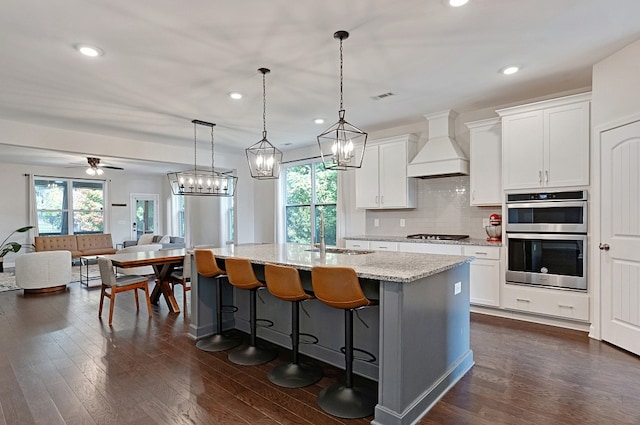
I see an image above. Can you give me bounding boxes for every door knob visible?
[599,243,610,251]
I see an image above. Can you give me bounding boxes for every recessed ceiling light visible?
[502,66,520,75]
[313,118,325,124]
[229,92,243,100]
[74,44,103,57]
[449,0,469,7]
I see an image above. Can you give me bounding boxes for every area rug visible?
[0,265,100,293]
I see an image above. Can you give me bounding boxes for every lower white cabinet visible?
[397,242,462,255]
[502,284,589,321]
[462,245,501,307]
[370,241,398,251]
[345,240,370,250]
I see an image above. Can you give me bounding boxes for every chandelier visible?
[317,30,368,170]
[245,68,283,179]
[167,120,237,197]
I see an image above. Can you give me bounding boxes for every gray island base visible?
[188,244,474,425]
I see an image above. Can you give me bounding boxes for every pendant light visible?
[167,120,237,197]
[246,68,283,179]
[317,30,368,170]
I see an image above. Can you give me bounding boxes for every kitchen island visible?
[189,244,474,425]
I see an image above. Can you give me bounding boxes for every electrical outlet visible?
[374,219,379,227]
[400,219,405,227]
[454,282,461,295]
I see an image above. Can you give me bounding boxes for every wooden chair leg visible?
[109,286,116,324]
[183,283,188,313]
[143,283,152,317]
[134,287,140,310]
[99,286,105,318]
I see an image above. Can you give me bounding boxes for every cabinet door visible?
[345,240,370,249]
[502,111,544,190]
[378,141,410,208]
[469,119,502,206]
[398,242,462,255]
[544,101,590,188]
[469,259,500,307]
[370,241,398,251]
[355,145,380,208]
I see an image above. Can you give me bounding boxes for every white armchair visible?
[115,243,162,276]
[15,250,72,294]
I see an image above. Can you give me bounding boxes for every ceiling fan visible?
[85,157,124,175]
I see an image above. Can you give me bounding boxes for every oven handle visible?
[506,201,587,209]
[506,233,587,242]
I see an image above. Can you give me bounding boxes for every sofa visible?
[15,250,72,294]
[35,234,117,258]
[122,234,185,250]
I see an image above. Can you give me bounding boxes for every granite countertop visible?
[345,235,502,247]
[197,243,472,284]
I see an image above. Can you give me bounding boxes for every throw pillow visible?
[138,233,155,245]
[158,235,171,244]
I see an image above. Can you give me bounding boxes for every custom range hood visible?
[407,109,469,178]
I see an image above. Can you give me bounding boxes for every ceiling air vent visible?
[371,92,395,100]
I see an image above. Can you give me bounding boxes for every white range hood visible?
[407,109,469,178]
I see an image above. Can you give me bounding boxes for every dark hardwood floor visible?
[0,283,638,425]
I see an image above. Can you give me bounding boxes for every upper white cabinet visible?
[355,134,417,209]
[497,93,591,190]
[465,118,502,206]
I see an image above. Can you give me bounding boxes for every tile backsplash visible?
[365,175,501,239]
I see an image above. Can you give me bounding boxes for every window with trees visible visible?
[35,178,105,235]
[284,161,337,246]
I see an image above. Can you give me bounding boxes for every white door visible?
[601,119,640,356]
[130,194,159,240]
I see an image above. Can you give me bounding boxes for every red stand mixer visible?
[485,213,502,242]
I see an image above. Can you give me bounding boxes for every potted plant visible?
[0,226,34,272]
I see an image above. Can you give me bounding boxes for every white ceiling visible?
[1,0,639,173]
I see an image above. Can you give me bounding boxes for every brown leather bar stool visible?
[264,263,323,388]
[311,266,377,419]
[193,249,241,352]
[225,258,278,366]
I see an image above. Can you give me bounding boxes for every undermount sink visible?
[305,247,374,255]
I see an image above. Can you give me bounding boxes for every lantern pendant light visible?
[167,120,237,197]
[317,30,368,171]
[246,68,283,179]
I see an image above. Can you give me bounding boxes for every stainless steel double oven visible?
[505,190,587,291]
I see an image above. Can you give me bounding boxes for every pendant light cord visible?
[210,125,215,172]
[263,70,267,138]
[339,37,344,111]
[193,121,197,172]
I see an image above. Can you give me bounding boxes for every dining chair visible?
[168,254,191,312]
[98,257,152,325]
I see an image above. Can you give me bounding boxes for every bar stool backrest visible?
[194,249,224,278]
[311,266,372,310]
[264,263,312,302]
[225,258,263,290]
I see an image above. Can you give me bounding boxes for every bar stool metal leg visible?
[268,300,322,388]
[196,275,241,352]
[228,288,278,366]
[317,309,376,419]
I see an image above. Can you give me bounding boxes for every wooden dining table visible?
[101,248,187,314]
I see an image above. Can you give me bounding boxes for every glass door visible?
[130,194,159,240]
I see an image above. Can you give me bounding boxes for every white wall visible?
[592,39,640,129]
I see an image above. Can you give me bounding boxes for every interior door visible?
[130,194,159,240]
[601,119,640,356]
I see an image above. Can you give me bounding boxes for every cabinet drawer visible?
[398,242,462,255]
[503,284,589,321]
[462,245,501,260]
[370,241,398,252]
[345,240,370,250]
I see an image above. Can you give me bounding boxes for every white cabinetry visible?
[345,240,370,250]
[462,245,501,307]
[502,284,589,321]
[497,93,590,190]
[370,241,398,252]
[465,118,502,206]
[355,134,417,209]
[397,242,462,255]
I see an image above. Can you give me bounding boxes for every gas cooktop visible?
[406,234,470,241]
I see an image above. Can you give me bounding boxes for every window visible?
[35,178,105,235]
[283,161,337,246]
[176,195,185,238]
